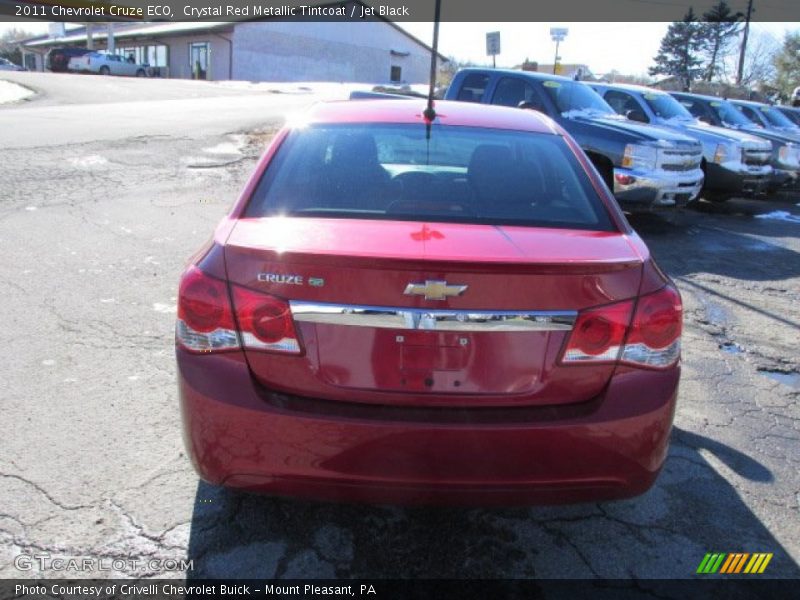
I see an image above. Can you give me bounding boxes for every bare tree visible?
[0,28,34,65]
[738,30,779,89]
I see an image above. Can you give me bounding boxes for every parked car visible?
[45,47,91,72]
[445,69,704,211]
[176,99,683,505]
[728,98,800,138]
[776,105,800,127]
[671,92,800,192]
[0,57,25,71]
[68,52,148,77]
[590,83,772,202]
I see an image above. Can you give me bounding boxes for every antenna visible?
[423,0,442,124]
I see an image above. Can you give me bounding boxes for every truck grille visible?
[742,146,771,166]
[658,148,702,172]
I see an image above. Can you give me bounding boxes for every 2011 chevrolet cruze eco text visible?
[176,99,682,505]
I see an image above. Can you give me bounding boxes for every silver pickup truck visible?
[590,83,773,203]
[68,52,148,77]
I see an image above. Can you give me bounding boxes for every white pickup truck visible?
[68,52,148,77]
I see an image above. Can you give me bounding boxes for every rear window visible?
[245,123,614,231]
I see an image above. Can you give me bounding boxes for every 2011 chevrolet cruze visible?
[176,99,682,505]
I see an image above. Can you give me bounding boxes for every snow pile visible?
[754,210,800,224]
[0,80,34,105]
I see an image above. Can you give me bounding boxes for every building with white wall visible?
[20,7,442,85]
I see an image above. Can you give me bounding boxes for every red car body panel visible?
[176,99,681,505]
[178,350,678,506]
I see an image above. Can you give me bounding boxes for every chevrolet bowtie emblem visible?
[404,280,468,301]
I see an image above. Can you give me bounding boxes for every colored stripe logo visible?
[697,552,773,574]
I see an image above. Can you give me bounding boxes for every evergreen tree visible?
[773,32,800,102]
[649,9,704,91]
[699,1,743,82]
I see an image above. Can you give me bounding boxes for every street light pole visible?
[553,39,560,74]
[549,28,568,76]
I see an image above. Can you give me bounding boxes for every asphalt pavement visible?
[1,73,798,581]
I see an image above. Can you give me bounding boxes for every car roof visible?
[669,91,733,103]
[459,67,575,84]
[728,98,772,108]
[591,82,667,94]
[304,99,559,134]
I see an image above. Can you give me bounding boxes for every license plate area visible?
[314,326,548,395]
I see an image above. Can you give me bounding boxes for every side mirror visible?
[625,109,649,123]
[518,100,543,112]
[698,115,714,125]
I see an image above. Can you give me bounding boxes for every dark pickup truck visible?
[445,69,704,210]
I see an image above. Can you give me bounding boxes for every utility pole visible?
[736,0,754,85]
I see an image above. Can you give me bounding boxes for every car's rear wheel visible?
[99,66,110,76]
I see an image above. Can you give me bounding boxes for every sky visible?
[1,20,797,77]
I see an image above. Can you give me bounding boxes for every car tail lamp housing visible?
[560,285,682,369]
[231,286,301,354]
[176,266,301,355]
[177,266,239,353]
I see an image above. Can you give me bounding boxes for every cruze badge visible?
[258,273,304,285]
[404,280,468,301]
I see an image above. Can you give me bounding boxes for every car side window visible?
[457,73,490,103]
[603,90,641,117]
[737,105,760,124]
[491,77,540,109]
[679,98,705,119]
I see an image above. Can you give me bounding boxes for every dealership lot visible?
[0,73,798,579]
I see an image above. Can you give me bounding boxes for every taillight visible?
[560,285,682,369]
[176,266,239,353]
[561,300,634,363]
[231,286,301,354]
[621,285,682,368]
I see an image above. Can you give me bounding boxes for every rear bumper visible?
[177,349,679,506]
[613,167,703,209]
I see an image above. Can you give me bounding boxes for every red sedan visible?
[176,99,682,505]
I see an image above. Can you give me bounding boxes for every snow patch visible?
[755,210,800,224]
[203,135,245,155]
[153,302,176,314]
[68,155,108,169]
[0,80,34,104]
[25,206,37,211]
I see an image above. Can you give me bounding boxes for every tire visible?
[136,69,145,78]
[99,66,110,76]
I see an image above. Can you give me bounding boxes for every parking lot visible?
[0,72,798,580]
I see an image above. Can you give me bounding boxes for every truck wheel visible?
[99,66,110,76]
[136,69,146,77]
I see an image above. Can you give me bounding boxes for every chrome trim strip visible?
[289,301,576,332]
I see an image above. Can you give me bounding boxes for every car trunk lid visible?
[224,217,644,407]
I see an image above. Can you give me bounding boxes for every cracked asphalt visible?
[1,73,798,581]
